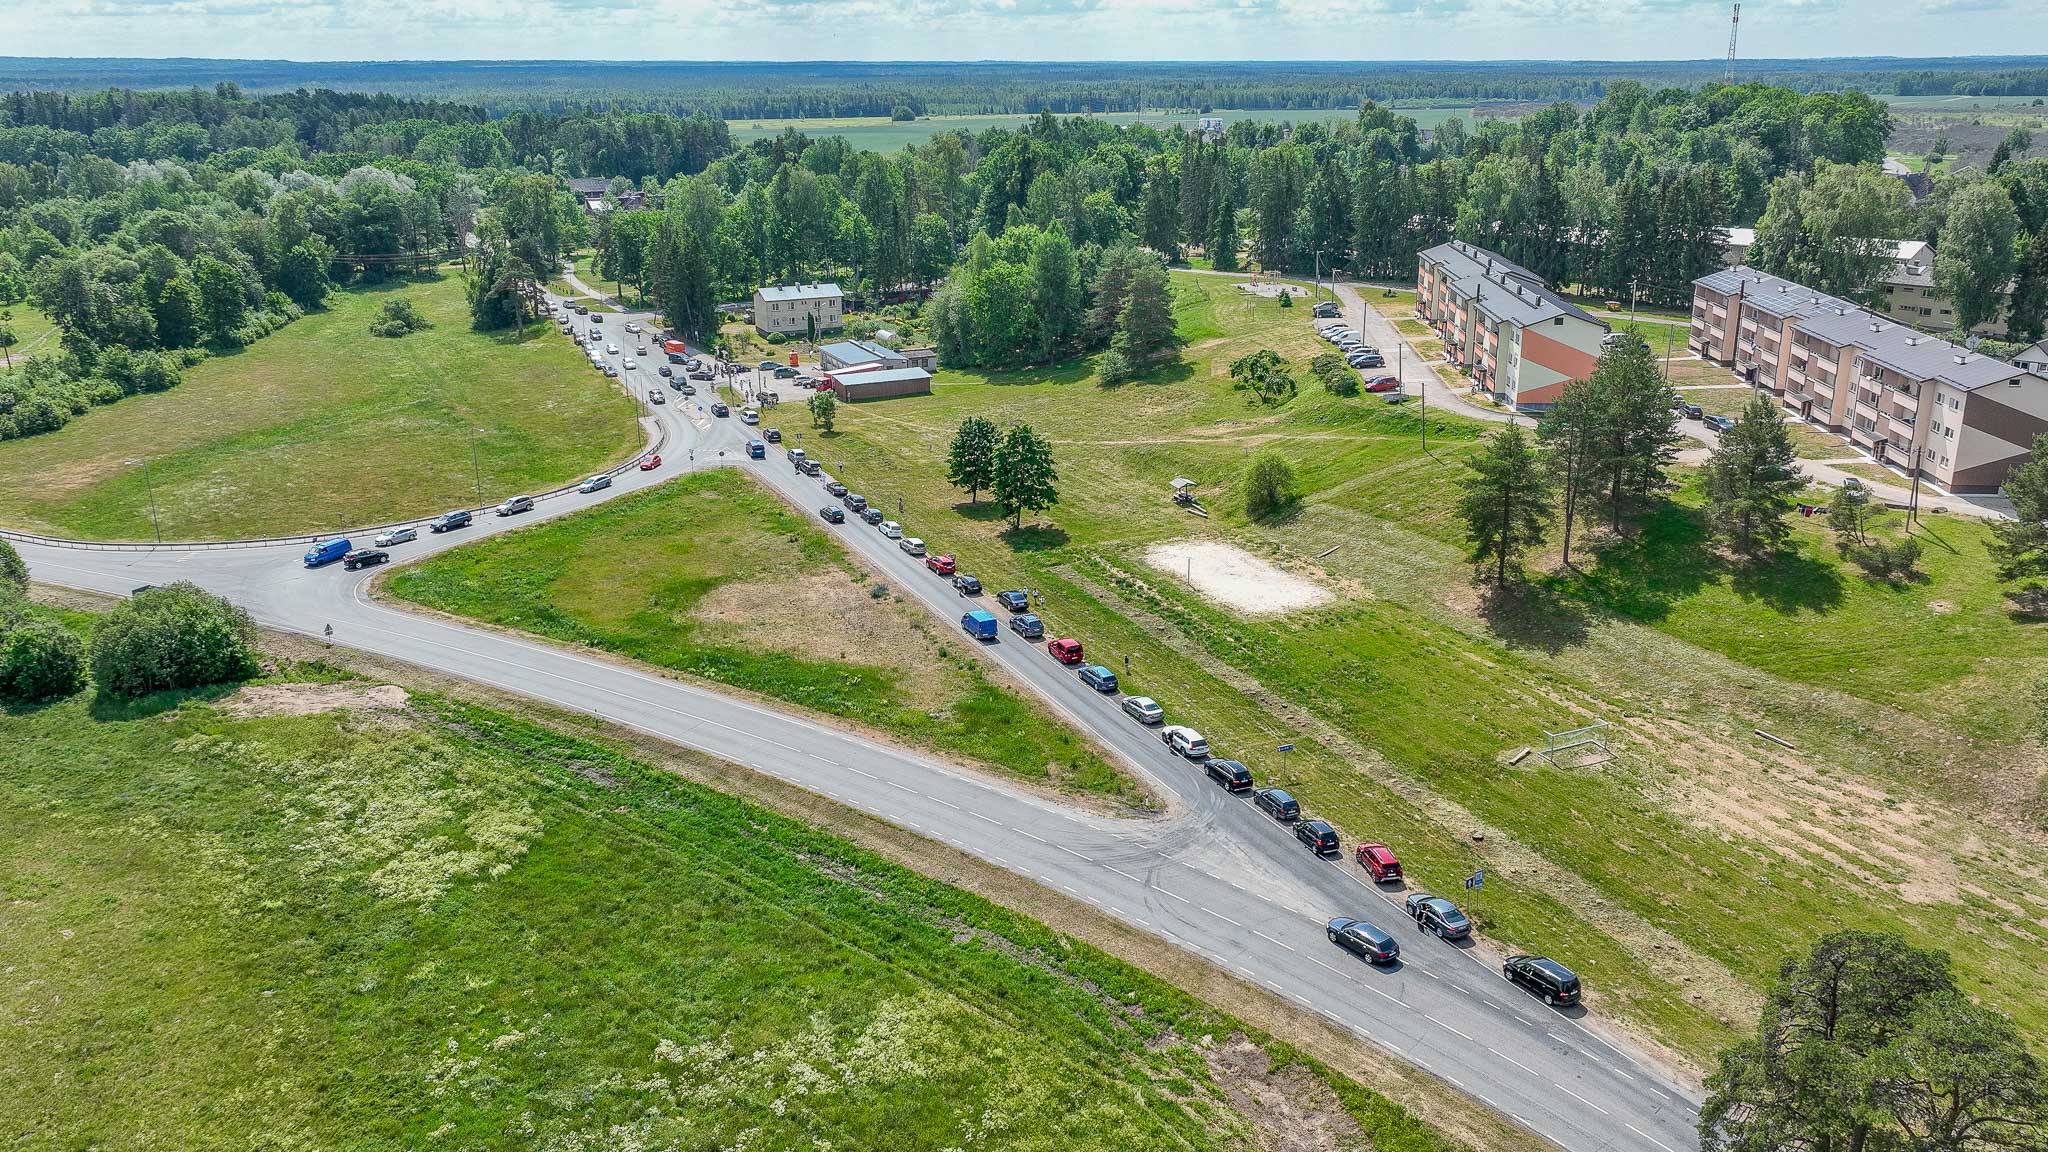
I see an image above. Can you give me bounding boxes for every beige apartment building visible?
[1416,241,1609,411]
[753,282,843,337]
[1692,266,2048,493]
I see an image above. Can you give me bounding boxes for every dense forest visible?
[8,74,2046,447]
[2,58,2046,118]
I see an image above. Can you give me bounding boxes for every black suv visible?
[953,574,982,596]
[1204,758,1252,792]
[861,508,885,525]
[844,493,868,513]
[819,506,845,524]
[1253,787,1299,821]
[1504,956,1581,1007]
[342,548,389,570]
[826,481,848,498]
[711,402,730,417]
[1295,819,1339,856]
[429,509,471,533]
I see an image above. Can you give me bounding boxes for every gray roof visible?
[1791,308,2027,392]
[1419,241,1604,330]
[566,177,611,195]
[758,282,842,302]
[835,366,931,386]
[820,338,900,364]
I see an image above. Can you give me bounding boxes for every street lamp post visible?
[469,426,485,510]
[124,458,161,544]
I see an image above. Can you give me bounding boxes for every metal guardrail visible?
[0,416,668,554]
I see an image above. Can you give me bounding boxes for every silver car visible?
[1121,695,1164,725]
[577,475,612,494]
[372,526,417,548]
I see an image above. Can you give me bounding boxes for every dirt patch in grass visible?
[1146,539,1334,616]
[219,682,410,718]
[1207,1035,1367,1152]
[692,574,957,710]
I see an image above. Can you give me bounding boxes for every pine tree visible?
[1536,376,1605,569]
[946,416,998,504]
[1990,434,2048,590]
[1209,178,1239,273]
[1586,340,1682,532]
[992,423,1059,530]
[1139,159,1180,260]
[1704,396,1803,560]
[1111,257,1175,367]
[1458,425,1554,587]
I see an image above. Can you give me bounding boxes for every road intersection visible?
[8,293,1703,1152]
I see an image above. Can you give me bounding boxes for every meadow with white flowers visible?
[0,670,1459,1152]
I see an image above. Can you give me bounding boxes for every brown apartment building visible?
[1692,266,2048,493]
[1417,241,1609,411]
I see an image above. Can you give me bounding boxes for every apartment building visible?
[753,282,844,337]
[1416,241,1609,411]
[1692,268,2048,494]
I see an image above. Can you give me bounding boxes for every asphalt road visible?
[8,292,1703,1152]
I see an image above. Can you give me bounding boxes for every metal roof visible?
[1420,241,1605,331]
[758,282,843,302]
[1792,308,2028,393]
[834,367,931,386]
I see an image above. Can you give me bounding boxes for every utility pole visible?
[125,458,161,544]
[469,426,484,509]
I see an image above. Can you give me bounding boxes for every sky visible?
[2,0,2044,62]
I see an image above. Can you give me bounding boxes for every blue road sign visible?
[1466,869,1484,890]
[1276,743,1296,753]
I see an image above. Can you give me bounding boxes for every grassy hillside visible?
[763,269,2048,1062]
[0,655,1461,1152]
[0,272,640,540]
[388,468,1142,802]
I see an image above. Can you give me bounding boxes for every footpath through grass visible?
[0,272,640,540]
[0,662,1457,1152]
[388,468,1141,802]
[790,269,2048,1062]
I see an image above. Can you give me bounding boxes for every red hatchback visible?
[1363,375,1402,393]
[638,454,662,471]
[926,553,956,576]
[1047,637,1084,664]
[1356,842,1403,882]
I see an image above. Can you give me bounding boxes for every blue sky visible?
[3,0,2042,62]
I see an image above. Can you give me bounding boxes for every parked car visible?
[1295,819,1340,856]
[926,553,955,576]
[1356,842,1403,882]
[859,508,883,525]
[602,365,618,378]
[758,360,778,371]
[1160,724,1208,759]
[742,407,760,424]
[1046,637,1084,665]
[996,589,1030,613]
[1405,893,1472,940]
[647,389,665,404]
[764,428,782,443]
[429,509,471,533]
[953,574,982,596]
[577,474,612,494]
[1009,612,1044,639]
[1253,787,1300,821]
[497,495,535,516]
[826,481,849,497]
[797,459,820,476]
[1353,353,1386,368]
[373,527,417,548]
[900,537,926,557]
[774,365,799,378]
[1363,374,1402,393]
[961,609,999,641]
[658,365,672,377]
[1312,302,1341,317]
[1504,955,1581,1006]
[844,493,868,514]
[1120,695,1164,724]
[689,370,714,381]
[1680,401,1704,420]
[819,505,845,524]
[711,402,730,417]
[1204,758,1252,791]
[747,439,766,459]
[1077,664,1118,692]
[1703,413,1736,433]
[639,454,662,471]
[865,511,888,529]
[1327,917,1401,965]
[342,548,389,570]
[303,537,352,568]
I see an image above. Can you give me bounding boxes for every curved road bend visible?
[10,296,1701,1152]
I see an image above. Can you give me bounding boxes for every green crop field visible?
[388,468,1142,802]
[0,273,641,541]
[0,639,1456,1152]
[729,105,1482,150]
[759,270,2048,1062]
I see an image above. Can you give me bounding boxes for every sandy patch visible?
[692,573,955,708]
[1145,540,1333,616]
[221,682,410,718]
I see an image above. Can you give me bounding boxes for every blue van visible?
[304,537,352,567]
[960,609,999,641]
[747,439,766,459]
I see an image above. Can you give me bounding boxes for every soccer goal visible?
[1537,720,1614,768]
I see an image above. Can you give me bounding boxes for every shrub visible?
[1278,290,1293,308]
[766,331,787,345]
[1310,351,1358,396]
[1096,348,1134,386]
[0,617,86,702]
[1243,450,1297,519]
[370,297,432,338]
[0,539,26,597]
[88,582,259,699]
[1843,534,1924,581]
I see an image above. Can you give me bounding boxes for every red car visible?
[926,553,956,576]
[638,454,662,471]
[1363,375,1402,393]
[1046,637,1083,664]
[1356,842,1403,882]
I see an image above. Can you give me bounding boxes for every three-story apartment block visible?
[1417,242,1609,412]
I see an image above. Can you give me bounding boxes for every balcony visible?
[1855,389,1883,412]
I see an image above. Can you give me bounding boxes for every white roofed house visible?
[753,282,844,337]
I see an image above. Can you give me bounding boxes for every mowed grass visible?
[0,272,641,540]
[791,269,2048,1059]
[388,468,1140,801]
[1,301,57,361]
[0,671,1456,1152]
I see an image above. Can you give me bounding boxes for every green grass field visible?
[0,273,640,540]
[728,105,1481,150]
[388,469,1141,802]
[0,301,57,362]
[770,269,2048,1061]
[0,643,1455,1152]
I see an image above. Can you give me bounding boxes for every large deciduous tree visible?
[946,416,998,505]
[992,423,1059,530]
[1936,181,2022,332]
